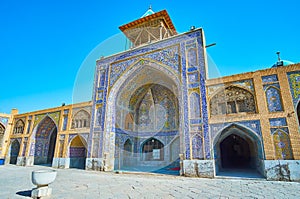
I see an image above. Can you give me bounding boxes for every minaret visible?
[119,7,177,47]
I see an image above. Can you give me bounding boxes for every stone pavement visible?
[0,165,299,199]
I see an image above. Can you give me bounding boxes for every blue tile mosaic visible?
[210,121,264,159]
[262,74,278,83]
[89,29,207,161]
[264,83,284,112]
[269,118,287,127]
[287,71,300,106]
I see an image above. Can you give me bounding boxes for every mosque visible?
[0,8,300,181]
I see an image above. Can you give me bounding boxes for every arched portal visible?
[142,138,164,161]
[34,116,57,165]
[107,63,181,173]
[69,135,87,169]
[9,139,20,164]
[214,124,264,175]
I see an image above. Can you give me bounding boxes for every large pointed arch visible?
[9,139,20,164]
[102,59,184,172]
[32,116,58,166]
[213,123,264,175]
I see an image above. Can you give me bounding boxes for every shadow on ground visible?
[16,190,32,197]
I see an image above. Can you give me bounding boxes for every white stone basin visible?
[31,169,57,186]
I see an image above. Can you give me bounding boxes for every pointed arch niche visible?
[9,139,20,164]
[210,85,256,116]
[13,119,25,134]
[213,124,264,175]
[34,116,58,165]
[69,135,87,169]
[272,129,293,160]
[71,110,91,129]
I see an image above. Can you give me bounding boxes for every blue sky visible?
[0,0,299,114]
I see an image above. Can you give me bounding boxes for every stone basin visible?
[31,169,57,187]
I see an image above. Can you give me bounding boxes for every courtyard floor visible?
[0,165,299,199]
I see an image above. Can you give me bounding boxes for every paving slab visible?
[0,165,299,199]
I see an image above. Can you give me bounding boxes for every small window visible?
[227,101,237,114]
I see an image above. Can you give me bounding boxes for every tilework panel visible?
[264,84,284,112]
[116,128,178,137]
[272,129,293,160]
[287,71,300,106]
[128,84,178,132]
[33,111,60,128]
[62,116,68,131]
[200,74,210,159]
[262,74,278,83]
[271,127,289,134]
[191,134,204,159]
[109,45,180,87]
[187,72,199,83]
[34,117,57,158]
[10,139,20,157]
[210,120,262,140]
[269,118,287,127]
[70,147,86,158]
[187,48,197,67]
[21,138,28,156]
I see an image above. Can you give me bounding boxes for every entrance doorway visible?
[220,134,251,169]
[69,135,87,169]
[34,116,57,165]
[214,124,264,178]
[9,139,20,164]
